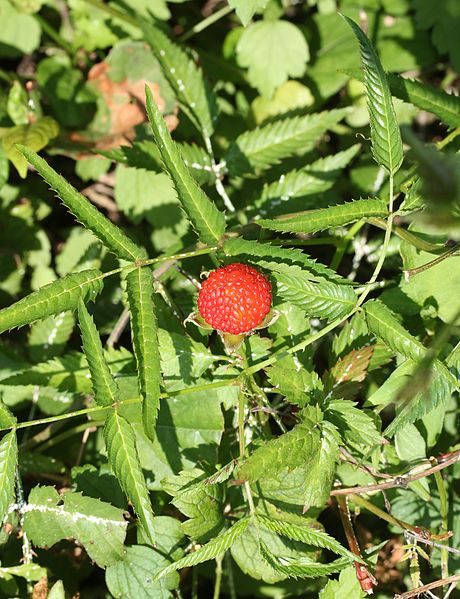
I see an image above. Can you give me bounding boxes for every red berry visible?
[197,263,272,335]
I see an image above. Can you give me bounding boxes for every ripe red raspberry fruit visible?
[197,263,272,335]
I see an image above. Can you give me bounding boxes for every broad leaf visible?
[344,17,403,175]
[321,566,367,598]
[142,23,217,136]
[267,357,323,407]
[236,20,309,99]
[145,86,225,245]
[106,545,179,599]
[23,486,127,568]
[0,269,104,335]
[325,400,383,450]
[0,431,17,524]
[3,117,58,178]
[273,265,356,320]
[77,300,119,407]
[154,518,250,580]
[228,0,269,26]
[162,468,224,541]
[126,268,161,441]
[258,199,388,234]
[18,146,147,261]
[104,409,156,545]
[225,108,349,176]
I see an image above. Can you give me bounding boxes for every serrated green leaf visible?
[154,518,250,580]
[258,199,388,234]
[238,418,320,483]
[0,431,17,525]
[225,108,349,176]
[321,566,367,598]
[162,469,224,542]
[142,23,217,136]
[18,146,147,261]
[259,542,350,579]
[256,514,358,562]
[347,69,460,129]
[273,265,356,320]
[325,400,383,450]
[228,0,268,26]
[267,357,323,407]
[23,486,127,568]
[3,117,58,178]
[104,409,156,545]
[106,545,179,599]
[78,300,119,407]
[145,86,225,245]
[344,17,403,175]
[223,238,345,283]
[0,269,104,335]
[126,268,161,441]
[256,145,361,217]
[0,401,17,428]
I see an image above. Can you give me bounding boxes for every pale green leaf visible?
[302,421,339,509]
[145,86,225,245]
[0,269,104,335]
[256,514,358,562]
[228,0,268,26]
[225,108,349,175]
[104,409,156,545]
[106,545,179,599]
[154,518,250,580]
[0,563,46,582]
[142,23,217,136]
[0,1,41,55]
[273,265,356,320]
[258,199,388,234]
[344,16,403,175]
[78,300,119,407]
[3,117,58,178]
[47,580,65,599]
[319,566,367,598]
[126,268,161,441]
[0,431,17,524]
[23,486,127,568]
[18,146,147,261]
[260,542,350,579]
[236,20,309,98]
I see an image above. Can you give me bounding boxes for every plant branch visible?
[331,449,460,495]
[394,573,460,599]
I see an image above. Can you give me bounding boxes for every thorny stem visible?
[237,387,256,516]
[15,468,33,565]
[431,459,450,581]
[394,573,460,599]
[331,448,460,495]
[404,242,460,279]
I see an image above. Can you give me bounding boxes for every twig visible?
[394,573,460,598]
[404,242,460,279]
[331,449,460,495]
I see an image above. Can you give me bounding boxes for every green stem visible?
[330,219,365,271]
[350,494,422,534]
[180,4,234,42]
[404,242,460,279]
[368,218,447,254]
[436,126,460,150]
[33,421,103,453]
[356,173,394,308]
[213,554,223,599]
[35,14,73,53]
[432,464,449,580]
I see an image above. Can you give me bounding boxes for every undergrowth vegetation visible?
[0,0,459,597]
